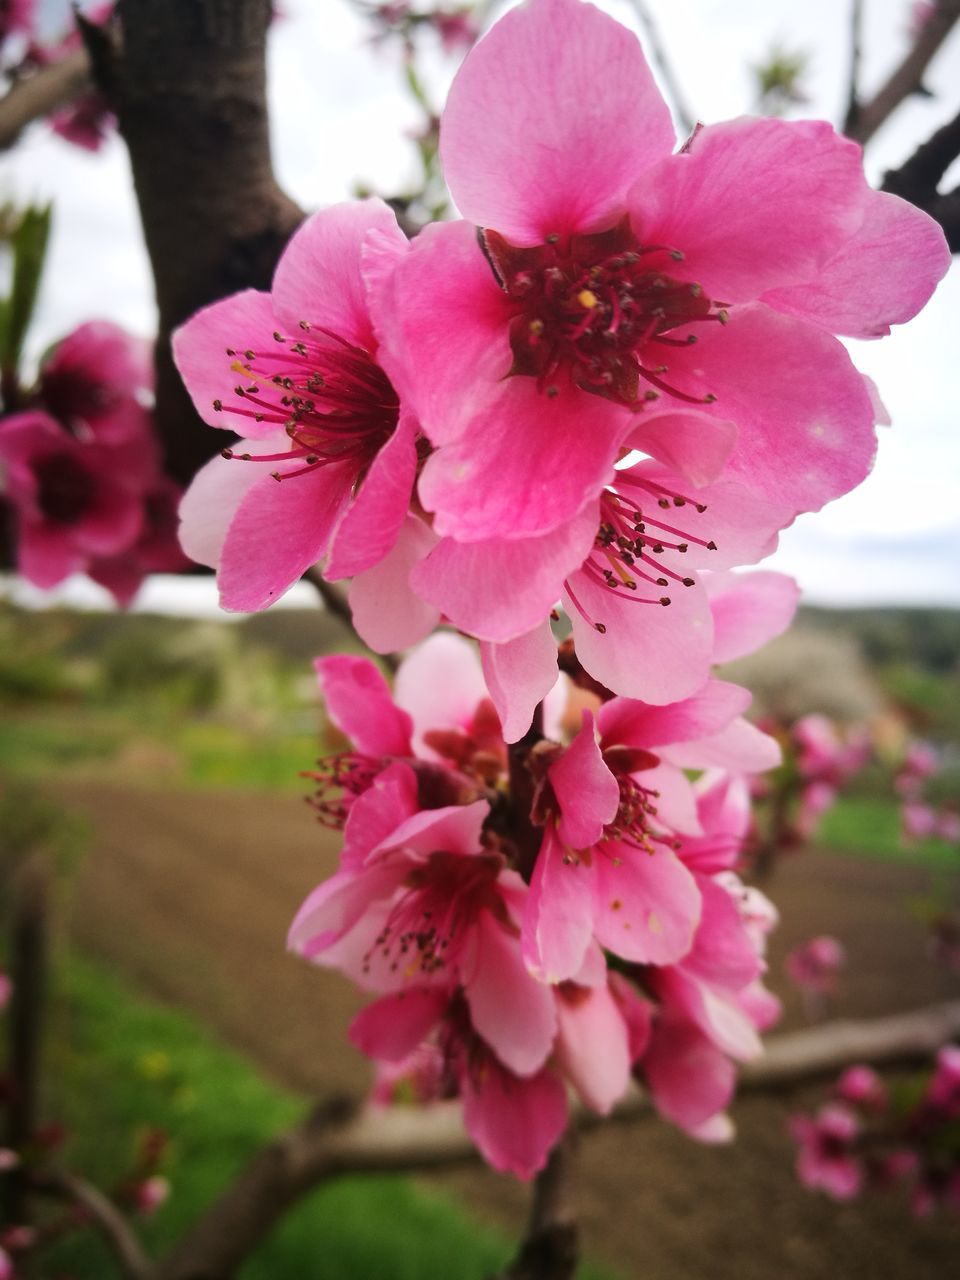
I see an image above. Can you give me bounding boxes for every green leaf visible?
[0,202,53,397]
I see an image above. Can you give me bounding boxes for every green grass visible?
[40,951,616,1279]
[818,795,958,866]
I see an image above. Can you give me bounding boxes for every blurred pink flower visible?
[790,1103,863,1200]
[785,935,845,996]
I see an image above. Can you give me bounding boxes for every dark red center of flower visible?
[34,452,97,524]
[564,472,717,634]
[480,216,729,408]
[214,323,400,483]
[363,851,506,978]
[41,368,116,432]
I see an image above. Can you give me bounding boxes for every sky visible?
[3,0,959,616]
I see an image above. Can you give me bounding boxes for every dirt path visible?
[61,781,959,1278]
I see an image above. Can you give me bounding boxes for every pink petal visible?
[662,717,781,774]
[665,304,877,513]
[373,220,512,442]
[272,199,407,350]
[440,0,674,242]
[592,842,701,966]
[17,523,84,588]
[325,410,418,580]
[287,862,407,959]
[341,762,418,868]
[481,623,560,745]
[410,503,597,641]
[598,678,751,750]
[549,710,620,849]
[609,973,654,1062]
[348,516,441,653]
[217,461,355,611]
[642,762,701,836]
[630,117,865,302]
[703,570,800,664]
[394,631,488,750]
[627,409,738,488]
[372,798,489,862]
[349,988,449,1063]
[654,968,762,1060]
[418,375,623,541]
[644,1017,736,1132]
[565,568,714,704]
[522,827,596,983]
[177,446,268,568]
[763,189,951,338]
[681,876,761,991]
[314,655,413,757]
[555,983,631,1114]
[464,910,557,1077]
[172,290,281,436]
[462,1059,568,1181]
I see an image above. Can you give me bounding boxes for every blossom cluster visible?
[291,612,783,1175]
[0,320,188,604]
[896,740,960,847]
[178,0,948,741]
[791,1048,960,1216]
[168,0,950,1179]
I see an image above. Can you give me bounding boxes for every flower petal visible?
[462,1058,567,1181]
[314,655,413,757]
[702,570,800,664]
[348,515,441,653]
[440,0,674,242]
[349,988,449,1063]
[592,841,701,966]
[481,623,560,745]
[549,710,620,849]
[522,827,596,984]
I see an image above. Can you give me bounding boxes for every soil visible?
[59,781,960,1279]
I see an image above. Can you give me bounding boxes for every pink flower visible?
[902,800,938,842]
[785,935,845,996]
[790,1103,863,1200]
[373,0,948,549]
[895,739,939,796]
[176,199,417,612]
[0,972,10,1012]
[88,476,190,607]
[0,410,143,588]
[132,1174,170,1217]
[0,1245,11,1280]
[835,1064,887,1111]
[926,1045,960,1116]
[40,320,154,446]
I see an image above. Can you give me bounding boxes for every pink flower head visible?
[785,935,845,996]
[352,987,568,1179]
[835,1064,887,1111]
[0,1244,11,1280]
[0,972,10,1012]
[895,739,940,797]
[40,320,153,446]
[926,1044,960,1117]
[790,1103,863,1200]
[176,199,418,611]
[88,475,190,607]
[1,0,34,41]
[132,1174,170,1217]
[902,800,938,843]
[0,410,143,588]
[374,0,949,550]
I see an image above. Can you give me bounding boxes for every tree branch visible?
[34,1170,152,1280]
[98,1,303,487]
[882,104,960,250]
[0,50,92,151]
[495,1132,579,1280]
[150,1000,960,1280]
[842,0,864,135]
[844,0,960,145]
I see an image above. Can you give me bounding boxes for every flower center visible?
[34,451,97,524]
[480,217,728,408]
[214,323,400,482]
[362,851,504,978]
[564,474,717,634]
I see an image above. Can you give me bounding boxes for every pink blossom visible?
[132,1175,170,1216]
[373,0,948,550]
[895,739,939,797]
[926,1044,960,1116]
[0,972,10,1012]
[785,935,845,996]
[88,476,190,606]
[0,1245,11,1280]
[176,200,418,611]
[902,800,938,842]
[835,1064,887,1111]
[40,320,153,446]
[0,410,143,588]
[937,810,960,844]
[790,1103,863,1200]
[1,0,34,41]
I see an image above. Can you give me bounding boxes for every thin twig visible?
[302,565,399,673]
[843,0,865,135]
[34,1171,152,1280]
[0,50,92,150]
[626,0,694,137]
[151,1000,960,1280]
[495,1131,580,1280]
[844,0,960,145]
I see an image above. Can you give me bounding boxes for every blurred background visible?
[1,1,959,1276]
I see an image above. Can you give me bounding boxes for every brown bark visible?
[0,50,92,151]
[844,0,960,145]
[882,106,960,251]
[92,1,303,486]
[495,1133,580,1280]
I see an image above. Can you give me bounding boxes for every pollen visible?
[577,289,600,310]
